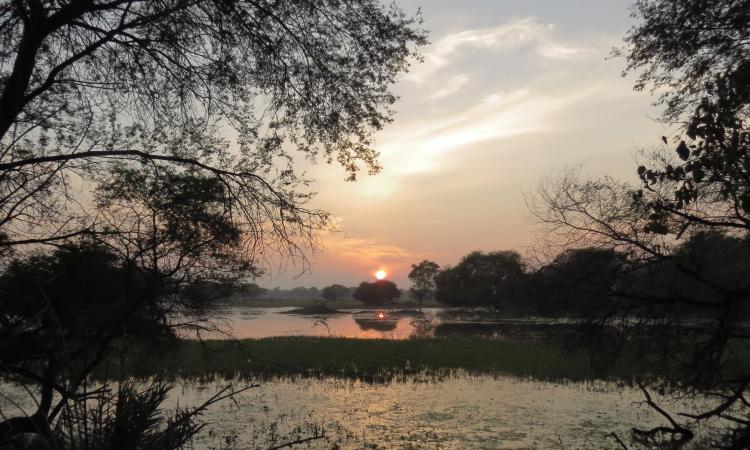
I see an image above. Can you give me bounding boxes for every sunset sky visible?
[262,0,670,289]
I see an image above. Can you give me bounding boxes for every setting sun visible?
[375,270,386,280]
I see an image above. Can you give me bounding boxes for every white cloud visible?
[313,19,625,205]
[409,18,547,83]
[407,18,595,86]
[335,84,608,205]
[435,19,543,54]
[429,73,470,100]
[377,86,602,175]
[537,43,588,60]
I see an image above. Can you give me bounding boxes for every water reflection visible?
[197,306,582,340]
[353,317,397,332]
[408,318,435,339]
[198,307,426,339]
[0,373,714,450]
[153,374,706,449]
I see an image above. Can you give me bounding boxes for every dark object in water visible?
[282,304,344,316]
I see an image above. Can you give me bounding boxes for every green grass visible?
[99,336,654,382]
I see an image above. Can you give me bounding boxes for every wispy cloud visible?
[409,18,545,83]
[408,18,593,85]
[537,43,589,60]
[429,73,470,100]
[321,235,414,268]
[377,86,603,177]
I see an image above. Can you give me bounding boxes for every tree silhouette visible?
[0,0,426,254]
[619,0,750,121]
[530,0,750,445]
[321,284,350,304]
[353,280,401,307]
[0,242,241,445]
[0,1,425,446]
[408,260,440,310]
[434,251,526,310]
[533,247,629,317]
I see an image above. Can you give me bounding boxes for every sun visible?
[375,270,386,280]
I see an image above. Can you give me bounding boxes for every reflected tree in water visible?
[354,317,398,333]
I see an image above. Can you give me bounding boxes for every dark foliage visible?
[48,380,247,450]
[532,247,629,317]
[353,280,401,306]
[321,284,350,303]
[0,243,232,447]
[0,0,426,262]
[408,260,440,309]
[530,0,750,446]
[0,2,424,447]
[621,0,750,120]
[434,251,526,310]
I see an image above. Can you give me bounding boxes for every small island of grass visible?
[281,303,343,315]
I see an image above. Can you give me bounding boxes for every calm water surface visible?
[162,375,707,449]
[201,306,576,340]
[3,308,721,448]
[207,306,432,339]
[0,374,707,449]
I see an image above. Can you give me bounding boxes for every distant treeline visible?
[434,231,750,319]
[261,286,347,301]
[227,284,417,302]
[224,231,750,319]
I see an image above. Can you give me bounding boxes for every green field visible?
[99,336,717,383]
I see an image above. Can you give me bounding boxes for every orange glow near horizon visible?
[375,269,387,280]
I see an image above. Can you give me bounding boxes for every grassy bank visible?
[99,336,684,382]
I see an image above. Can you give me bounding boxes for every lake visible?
[184,375,676,449]
[2,307,724,449]
[197,306,578,340]
[1,374,711,449]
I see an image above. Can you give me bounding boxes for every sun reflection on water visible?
[146,374,707,449]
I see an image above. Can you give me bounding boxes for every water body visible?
[200,306,578,340]
[4,309,725,448]
[155,375,708,449]
[0,374,709,450]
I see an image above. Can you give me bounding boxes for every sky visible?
[261,0,670,289]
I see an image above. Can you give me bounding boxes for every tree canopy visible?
[434,251,526,309]
[620,0,750,236]
[0,1,425,446]
[621,0,750,120]
[321,284,350,303]
[533,247,629,317]
[353,280,400,306]
[531,0,750,446]
[0,0,426,265]
[408,259,439,308]
[0,243,208,444]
